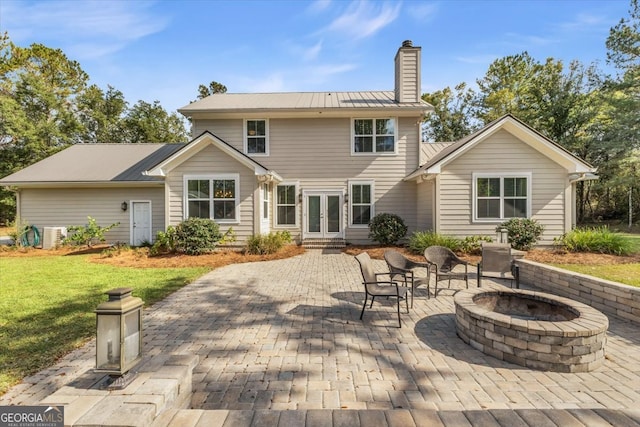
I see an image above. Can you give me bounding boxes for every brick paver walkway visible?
[2,250,639,426]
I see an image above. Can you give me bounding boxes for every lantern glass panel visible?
[96,314,121,371]
[123,311,141,364]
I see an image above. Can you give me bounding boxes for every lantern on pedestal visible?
[95,288,143,389]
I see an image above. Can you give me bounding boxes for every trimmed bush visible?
[174,218,222,255]
[408,231,461,254]
[368,213,408,245]
[559,227,633,256]
[246,231,292,255]
[460,235,493,255]
[498,218,544,251]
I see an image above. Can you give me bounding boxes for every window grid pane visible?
[352,184,372,225]
[276,185,296,225]
[354,119,394,153]
[476,176,529,220]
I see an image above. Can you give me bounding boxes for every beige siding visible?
[436,129,567,245]
[17,187,165,245]
[165,144,258,242]
[416,179,434,231]
[190,117,422,244]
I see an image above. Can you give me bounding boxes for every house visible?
[0,41,596,248]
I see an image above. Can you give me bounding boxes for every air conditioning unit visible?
[42,227,67,250]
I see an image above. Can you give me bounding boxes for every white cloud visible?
[304,40,324,61]
[323,0,401,40]
[454,54,499,65]
[556,13,610,33]
[307,0,332,14]
[1,0,168,59]
[407,2,438,21]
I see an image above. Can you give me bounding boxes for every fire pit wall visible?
[455,288,609,373]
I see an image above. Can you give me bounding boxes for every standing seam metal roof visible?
[0,144,185,184]
[178,91,430,113]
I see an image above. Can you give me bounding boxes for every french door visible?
[303,190,343,239]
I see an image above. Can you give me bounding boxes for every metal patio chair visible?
[423,245,472,296]
[355,252,409,328]
[477,242,520,288]
[384,250,430,308]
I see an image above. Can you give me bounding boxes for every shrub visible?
[460,235,493,255]
[150,226,177,256]
[174,218,222,255]
[65,216,119,248]
[407,231,461,254]
[497,218,544,251]
[246,230,292,255]
[368,213,408,245]
[558,227,633,256]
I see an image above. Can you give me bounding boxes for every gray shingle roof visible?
[0,144,184,185]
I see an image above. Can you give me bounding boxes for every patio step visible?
[153,408,627,426]
[302,238,346,249]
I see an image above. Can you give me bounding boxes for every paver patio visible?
[2,249,639,426]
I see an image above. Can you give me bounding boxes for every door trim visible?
[130,200,152,246]
[302,190,344,239]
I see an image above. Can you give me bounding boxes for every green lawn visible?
[626,233,640,253]
[551,263,640,287]
[553,232,640,288]
[0,255,210,395]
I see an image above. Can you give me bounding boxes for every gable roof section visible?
[0,143,184,187]
[405,114,596,181]
[179,91,432,118]
[144,131,283,183]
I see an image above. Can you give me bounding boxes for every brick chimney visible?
[394,40,421,103]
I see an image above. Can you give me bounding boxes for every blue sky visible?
[1,0,631,114]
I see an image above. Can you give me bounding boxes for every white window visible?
[353,118,396,154]
[275,183,297,226]
[262,183,269,220]
[244,119,268,155]
[473,173,531,222]
[185,174,239,223]
[349,180,374,226]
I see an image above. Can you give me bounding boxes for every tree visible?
[475,53,603,221]
[475,52,540,124]
[603,0,640,225]
[77,84,128,143]
[0,33,90,223]
[421,83,479,142]
[197,81,227,99]
[123,100,188,143]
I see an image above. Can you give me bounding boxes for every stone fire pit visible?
[454,287,609,372]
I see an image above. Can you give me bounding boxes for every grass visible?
[552,232,640,288]
[0,254,210,395]
[550,263,640,288]
[626,233,640,253]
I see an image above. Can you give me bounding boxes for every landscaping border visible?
[515,259,640,324]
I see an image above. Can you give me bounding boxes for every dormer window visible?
[353,118,396,154]
[245,119,268,155]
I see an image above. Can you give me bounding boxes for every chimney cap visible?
[402,40,413,47]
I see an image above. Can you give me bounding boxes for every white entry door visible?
[131,201,152,246]
[303,191,343,239]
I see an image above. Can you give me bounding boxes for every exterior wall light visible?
[496,228,509,244]
[121,201,128,211]
[95,287,143,390]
